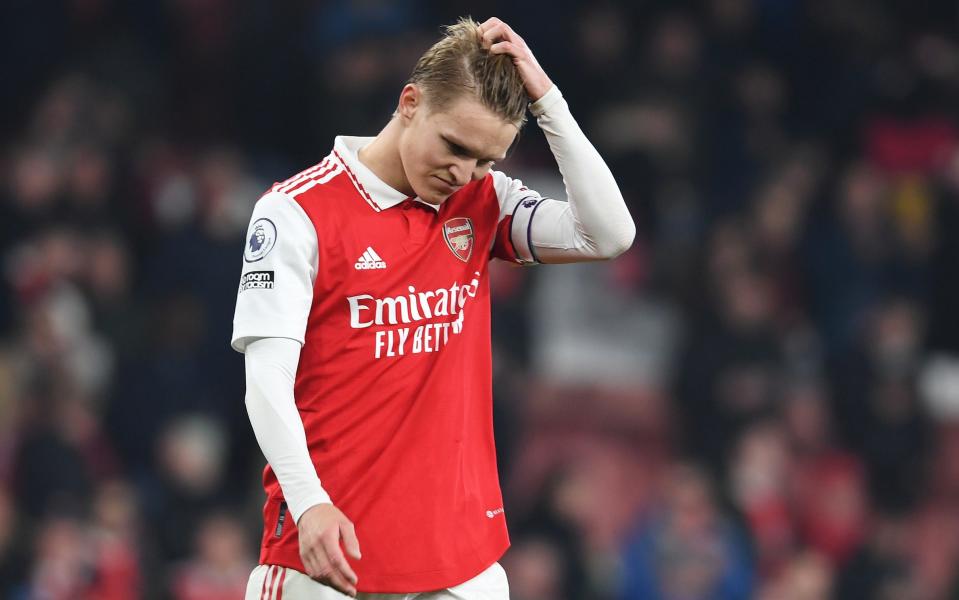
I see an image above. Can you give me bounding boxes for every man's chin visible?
[413,187,448,206]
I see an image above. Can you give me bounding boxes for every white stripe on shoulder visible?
[282,160,336,195]
[277,158,328,190]
[315,162,344,184]
[286,157,344,198]
[288,164,343,199]
[276,155,333,193]
[275,160,327,193]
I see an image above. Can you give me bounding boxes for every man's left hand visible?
[478,17,554,102]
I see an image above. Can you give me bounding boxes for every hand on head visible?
[477,17,554,102]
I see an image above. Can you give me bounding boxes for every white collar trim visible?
[333,136,439,212]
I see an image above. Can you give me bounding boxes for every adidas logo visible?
[354,246,387,270]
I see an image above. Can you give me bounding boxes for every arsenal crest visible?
[443,217,474,262]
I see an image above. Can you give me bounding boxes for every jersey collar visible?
[333,136,440,213]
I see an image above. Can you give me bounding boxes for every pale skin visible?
[296,17,551,597]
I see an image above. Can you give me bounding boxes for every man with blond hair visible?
[233,16,634,599]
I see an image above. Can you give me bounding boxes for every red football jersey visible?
[232,136,548,592]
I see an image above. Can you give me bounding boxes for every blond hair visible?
[408,17,528,128]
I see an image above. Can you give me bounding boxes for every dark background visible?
[3,1,959,598]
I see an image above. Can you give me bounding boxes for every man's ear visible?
[397,84,422,122]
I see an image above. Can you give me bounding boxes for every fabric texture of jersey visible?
[232,136,546,592]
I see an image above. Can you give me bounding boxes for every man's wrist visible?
[529,85,563,117]
[297,501,332,519]
[292,489,334,524]
[526,76,555,104]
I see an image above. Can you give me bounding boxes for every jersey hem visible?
[260,540,510,593]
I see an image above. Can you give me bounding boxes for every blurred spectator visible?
[169,512,253,600]
[792,454,868,566]
[836,513,914,600]
[85,481,144,600]
[502,536,568,600]
[728,420,794,577]
[24,515,92,600]
[676,223,782,469]
[905,501,959,600]
[145,415,232,563]
[804,160,896,353]
[12,386,110,520]
[0,490,28,597]
[758,551,834,600]
[619,464,754,600]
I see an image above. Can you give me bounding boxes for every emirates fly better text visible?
[346,274,481,358]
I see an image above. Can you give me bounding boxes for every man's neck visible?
[357,119,414,197]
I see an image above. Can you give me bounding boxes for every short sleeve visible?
[231,191,318,352]
[490,170,547,265]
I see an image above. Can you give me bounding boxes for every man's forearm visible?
[245,337,331,523]
[529,86,636,261]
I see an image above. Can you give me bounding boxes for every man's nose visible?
[449,160,474,186]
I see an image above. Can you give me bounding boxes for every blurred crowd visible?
[3,0,959,599]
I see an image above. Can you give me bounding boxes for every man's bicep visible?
[524,199,612,264]
[490,170,628,264]
[232,191,317,352]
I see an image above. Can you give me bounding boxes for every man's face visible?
[398,87,518,205]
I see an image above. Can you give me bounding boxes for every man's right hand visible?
[297,503,362,597]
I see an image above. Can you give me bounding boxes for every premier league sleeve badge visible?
[244,218,277,262]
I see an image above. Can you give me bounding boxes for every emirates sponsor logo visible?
[346,273,482,358]
[346,276,479,328]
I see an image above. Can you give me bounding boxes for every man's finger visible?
[481,22,523,49]
[489,41,520,58]
[483,19,522,44]
[322,534,358,585]
[340,521,362,560]
[323,569,357,597]
[500,21,523,45]
[478,16,502,33]
[307,548,356,597]
[483,23,514,46]
[480,23,507,48]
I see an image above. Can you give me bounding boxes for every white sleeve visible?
[491,86,635,264]
[245,337,331,523]
[232,191,317,352]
